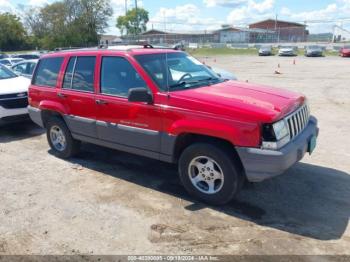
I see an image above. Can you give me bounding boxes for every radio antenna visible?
[164,13,170,98]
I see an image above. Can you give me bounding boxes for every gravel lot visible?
[0,55,349,255]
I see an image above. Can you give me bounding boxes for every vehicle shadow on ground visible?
[62,143,350,241]
[0,121,44,143]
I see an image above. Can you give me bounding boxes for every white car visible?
[170,65,237,82]
[208,66,237,80]
[0,65,31,125]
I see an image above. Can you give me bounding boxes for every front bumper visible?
[236,116,319,182]
[306,52,323,57]
[0,106,28,125]
[279,52,296,56]
[259,52,272,56]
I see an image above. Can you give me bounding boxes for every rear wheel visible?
[46,117,80,158]
[178,143,244,205]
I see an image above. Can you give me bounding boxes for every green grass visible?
[3,50,37,54]
[188,48,258,56]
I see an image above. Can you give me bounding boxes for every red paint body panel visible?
[29,48,305,149]
[340,48,350,57]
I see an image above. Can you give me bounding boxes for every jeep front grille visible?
[286,103,310,139]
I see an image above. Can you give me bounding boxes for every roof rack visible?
[54,47,90,51]
[53,43,183,53]
[98,43,154,51]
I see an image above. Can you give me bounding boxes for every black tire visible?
[178,143,244,205]
[46,117,80,159]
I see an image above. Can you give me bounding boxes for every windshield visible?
[261,46,271,50]
[0,65,17,80]
[134,52,223,91]
[307,46,321,50]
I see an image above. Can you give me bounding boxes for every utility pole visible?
[275,13,278,43]
[135,0,139,40]
[125,0,127,15]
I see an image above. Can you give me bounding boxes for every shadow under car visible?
[53,143,350,241]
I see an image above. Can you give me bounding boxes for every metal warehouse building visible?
[215,26,276,43]
[134,29,218,45]
[249,19,309,42]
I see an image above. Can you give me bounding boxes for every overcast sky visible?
[2,0,350,34]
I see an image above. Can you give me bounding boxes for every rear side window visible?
[63,56,95,92]
[100,56,146,97]
[33,57,63,87]
[63,57,76,89]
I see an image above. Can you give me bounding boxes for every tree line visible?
[0,0,149,52]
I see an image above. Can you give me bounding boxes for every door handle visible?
[57,93,67,98]
[95,99,108,105]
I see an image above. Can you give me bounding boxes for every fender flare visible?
[39,100,68,115]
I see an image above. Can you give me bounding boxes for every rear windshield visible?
[33,57,63,87]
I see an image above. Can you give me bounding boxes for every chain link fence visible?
[117,19,350,49]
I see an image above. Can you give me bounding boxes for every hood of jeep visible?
[169,80,305,123]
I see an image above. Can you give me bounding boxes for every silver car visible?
[259,45,273,56]
[305,45,324,57]
[278,46,298,56]
[11,59,38,79]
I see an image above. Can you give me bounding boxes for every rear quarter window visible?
[62,56,95,92]
[33,57,63,87]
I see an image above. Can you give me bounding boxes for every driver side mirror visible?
[128,87,153,104]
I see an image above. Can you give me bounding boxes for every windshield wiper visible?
[196,77,221,84]
[169,80,200,89]
[168,77,221,90]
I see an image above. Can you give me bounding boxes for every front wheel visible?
[178,143,244,205]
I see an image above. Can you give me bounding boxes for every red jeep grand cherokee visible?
[28,46,319,205]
